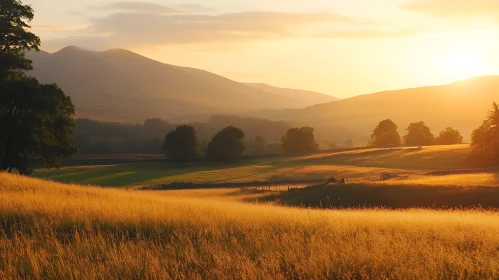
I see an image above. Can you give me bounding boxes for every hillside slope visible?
[257,76,499,142]
[245,83,339,105]
[26,47,334,121]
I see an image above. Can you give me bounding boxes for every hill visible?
[257,76,499,143]
[26,47,335,121]
[245,83,339,105]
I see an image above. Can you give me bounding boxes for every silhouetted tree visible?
[467,103,499,167]
[0,0,40,79]
[281,127,319,154]
[403,121,435,146]
[0,80,77,173]
[370,119,401,147]
[435,127,463,145]
[0,1,76,174]
[206,126,245,161]
[163,125,200,162]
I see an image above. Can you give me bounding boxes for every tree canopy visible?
[0,79,77,174]
[163,125,200,162]
[467,103,499,167]
[281,127,319,154]
[403,121,435,146]
[369,119,401,147]
[435,127,463,145]
[0,0,76,174]
[206,126,245,161]
[0,0,40,79]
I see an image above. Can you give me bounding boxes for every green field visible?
[35,145,473,187]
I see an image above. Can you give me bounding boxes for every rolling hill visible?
[26,47,337,121]
[245,83,339,105]
[256,76,499,143]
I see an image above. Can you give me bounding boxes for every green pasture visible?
[34,145,472,187]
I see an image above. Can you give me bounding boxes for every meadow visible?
[2,173,499,279]
[3,144,499,279]
[34,145,472,187]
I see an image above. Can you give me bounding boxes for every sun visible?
[432,45,489,81]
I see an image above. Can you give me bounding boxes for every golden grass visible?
[2,173,499,279]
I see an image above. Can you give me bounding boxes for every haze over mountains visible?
[26,46,499,145]
[259,76,499,143]
[27,47,338,121]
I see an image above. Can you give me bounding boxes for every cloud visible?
[317,29,423,39]
[403,0,499,23]
[32,25,88,31]
[45,11,376,50]
[95,1,212,14]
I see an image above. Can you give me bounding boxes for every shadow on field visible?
[261,183,499,210]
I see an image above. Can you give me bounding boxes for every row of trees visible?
[369,120,463,147]
[163,125,320,162]
[369,103,499,167]
[163,126,245,162]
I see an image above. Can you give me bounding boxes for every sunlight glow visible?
[432,44,490,81]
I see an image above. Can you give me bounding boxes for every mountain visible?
[245,83,339,106]
[256,76,499,144]
[26,47,335,121]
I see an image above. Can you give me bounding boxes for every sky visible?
[24,0,499,98]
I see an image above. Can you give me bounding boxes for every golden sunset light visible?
[3,0,499,279]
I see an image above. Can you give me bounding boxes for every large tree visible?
[0,0,76,174]
[163,125,200,162]
[206,126,245,162]
[403,121,435,146]
[467,103,499,167]
[0,0,40,79]
[369,119,401,147]
[281,127,319,154]
[435,127,463,145]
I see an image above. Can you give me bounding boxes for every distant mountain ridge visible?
[26,47,338,121]
[256,76,499,143]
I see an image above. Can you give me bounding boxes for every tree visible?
[0,1,76,174]
[403,121,435,146]
[0,80,77,174]
[435,127,463,145]
[0,0,40,79]
[163,125,200,162]
[206,126,245,161]
[369,119,401,147]
[467,103,499,167]
[281,127,319,154]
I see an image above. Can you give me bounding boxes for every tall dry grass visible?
[1,173,499,279]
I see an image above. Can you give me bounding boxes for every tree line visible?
[369,119,463,147]
[162,125,320,162]
[74,116,289,155]
[369,104,499,167]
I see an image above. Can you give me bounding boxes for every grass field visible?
[2,172,499,279]
[6,144,499,278]
[34,145,473,187]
